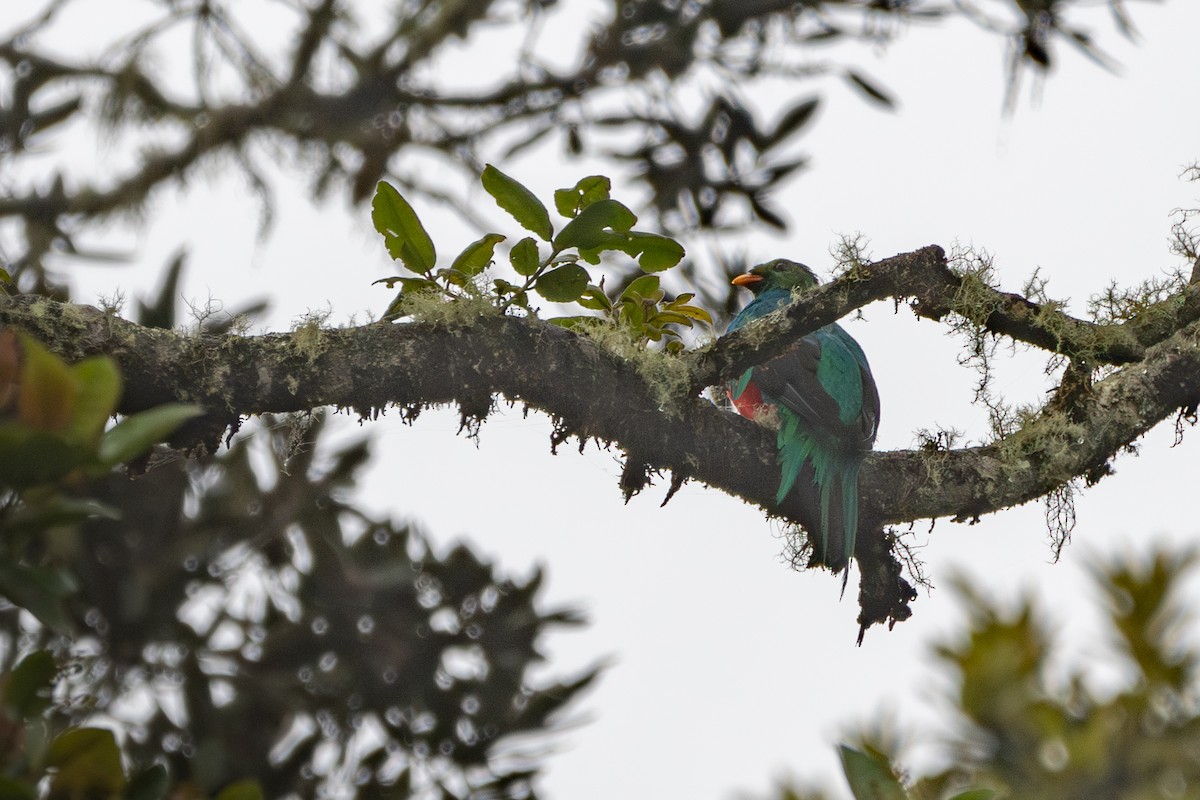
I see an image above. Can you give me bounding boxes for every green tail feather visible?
[776,410,861,569]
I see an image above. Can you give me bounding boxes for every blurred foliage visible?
[0,411,597,799]
[0,0,1146,306]
[0,324,199,633]
[0,275,599,799]
[758,548,1200,800]
[0,329,200,491]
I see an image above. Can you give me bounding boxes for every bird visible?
[726,259,880,572]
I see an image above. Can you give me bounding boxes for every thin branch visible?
[690,244,1200,396]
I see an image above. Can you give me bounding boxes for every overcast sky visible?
[38,1,1200,797]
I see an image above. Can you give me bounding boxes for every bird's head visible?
[731,259,819,296]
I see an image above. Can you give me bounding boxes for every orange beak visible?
[732,273,763,288]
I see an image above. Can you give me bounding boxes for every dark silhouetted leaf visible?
[844,70,896,109]
[748,195,788,230]
[769,98,820,145]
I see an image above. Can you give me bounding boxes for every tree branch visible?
[691,245,1200,396]
[4,267,1198,532]
[6,253,1198,638]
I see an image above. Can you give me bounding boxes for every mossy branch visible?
[6,262,1199,638]
[3,273,1199,533]
[691,245,1200,396]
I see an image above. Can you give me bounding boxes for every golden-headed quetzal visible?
[727,259,880,572]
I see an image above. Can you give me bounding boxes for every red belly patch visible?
[729,380,766,420]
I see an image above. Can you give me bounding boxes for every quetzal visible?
[727,260,880,572]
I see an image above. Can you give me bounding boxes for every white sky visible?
[26,1,1200,797]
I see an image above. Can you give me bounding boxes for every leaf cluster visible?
[0,651,265,800]
[0,330,200,490]
[602,94,827,232]
[0,413,596,800]
[0,0,1148,305]
[0,329,201,632]
[372,168,711,350]
[0,276,598,800]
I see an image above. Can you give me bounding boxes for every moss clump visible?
[948,249,1001,327]
[830,232,872,278]
[388,288,500,328]
[578,320,693,411]
[290,310,332,363]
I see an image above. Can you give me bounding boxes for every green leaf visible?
[947,791,997,800]
[554,199,637,250]
[482,164,553,241]
[624,232,685,272]
[16,333,79,433]
[450,233,506,277]
[0,562,77,633]
[509,237,541,276]
[392,277,440,293]
[493,279,530,309]
[435,267,472,288]
[553,175,612,217]
[215,780,264,800]
[46,728,126,799]
[649,310,695,327]
[0,425,89,488]
[664,303,712,325]
[371,181,436,274]
[0,777,36,800]
[65,356,122,446]
[619,299,645,328]
[0,267,13,286]
[620,275,662,302]
[1,498,119,536]
[576,232,629,265]
[97,404,204,466]
[840,745,908,800]
[125,765,169,800]
[535,265,590,302]
[577,285,612,311]
[4,651,56,719]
